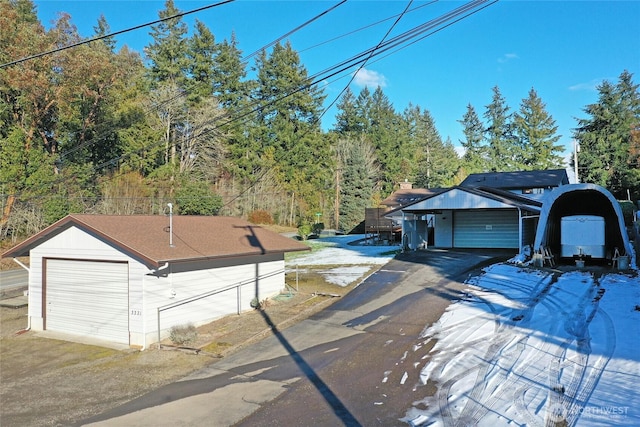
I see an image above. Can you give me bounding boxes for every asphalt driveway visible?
[78,249,512,427]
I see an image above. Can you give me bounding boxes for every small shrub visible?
[250,297,270,310]
[298,223,312,240]
[169,323,198,346]
[248,210,274,225]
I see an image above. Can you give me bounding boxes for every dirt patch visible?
[0,265,373,427]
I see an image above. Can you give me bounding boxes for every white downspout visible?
[12,258,31,331]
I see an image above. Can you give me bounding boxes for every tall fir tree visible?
[146,0,188,87]
[215,34,259,182]
[458,103,488,174]
[252,41,328,218]
[367,86,401,195]
[93,14,116,52]
[512,88,564,170]
[185,19,217,105]
[354,86,373,134]
[410,107,459,188]
[484,86,516,171]
[574,71,640,198]
[334,87,366,136]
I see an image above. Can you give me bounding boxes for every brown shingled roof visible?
[380,188,446,209]
[2,214,309,268]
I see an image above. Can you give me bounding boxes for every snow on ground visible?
[287,236,639,425]
[287,234,397,286]
[400,263,640,427]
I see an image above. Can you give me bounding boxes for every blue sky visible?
[33,0,640,160]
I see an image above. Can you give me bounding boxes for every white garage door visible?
[46,259,129,344]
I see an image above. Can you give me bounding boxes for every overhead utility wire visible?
[57,0,348,164]
[179,0,493,151]
[318,0,415,122]
[242,0,347,61]
[7,1,495,198]
[298,0,437,54]
[87,0,492,174]
[307,0,489,84]
[364,0,498,67]
[0,0,235,69]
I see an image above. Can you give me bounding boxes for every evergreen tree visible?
[185,19,216,105]
[146,0,188,86]
[336,137,378,233]
[574,71,640,198]
[214,34,258,182]
[513,88,564,170]
[410,107,459,188]
[458,103,488,173]
[212,34,252,110]
[175,179,222,215]
[484,86,516,171]
[334,87,366,135]
[368,86,401,195]
[252,41,328,218]
[354,86,373,134]
[93,14,116,52]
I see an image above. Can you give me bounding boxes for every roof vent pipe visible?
[167,203,174,248]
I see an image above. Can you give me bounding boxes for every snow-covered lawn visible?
[287,234,397,286]
[402,263,640,426]
[287,235,639,425]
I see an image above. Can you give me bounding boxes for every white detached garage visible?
[2,214,308,348]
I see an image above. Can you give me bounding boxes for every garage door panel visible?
[46,259,129,344]
[454,210,519,248]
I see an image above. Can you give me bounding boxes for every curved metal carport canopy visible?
[533,183,632,263]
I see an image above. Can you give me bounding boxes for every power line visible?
[2,1,497,202]
[50,0,467,167]
[242,0,347,61]
[318,0,416,123]
[0,0,235,69]
[57,1,349,165]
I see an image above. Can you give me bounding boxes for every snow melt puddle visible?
[375,263,639,427]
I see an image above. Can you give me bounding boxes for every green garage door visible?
[453,210,519,248]
[45,259,129,344]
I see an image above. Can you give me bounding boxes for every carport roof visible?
[384,186,542,216]
[2,214,309,268]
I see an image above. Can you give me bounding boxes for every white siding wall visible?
[142,254,285,346]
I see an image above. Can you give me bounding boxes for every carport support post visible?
[518,208,523,254]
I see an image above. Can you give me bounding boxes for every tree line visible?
[1,0,638,241]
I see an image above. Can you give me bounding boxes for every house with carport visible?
[387,169,569,252]
[2,214,308,348]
